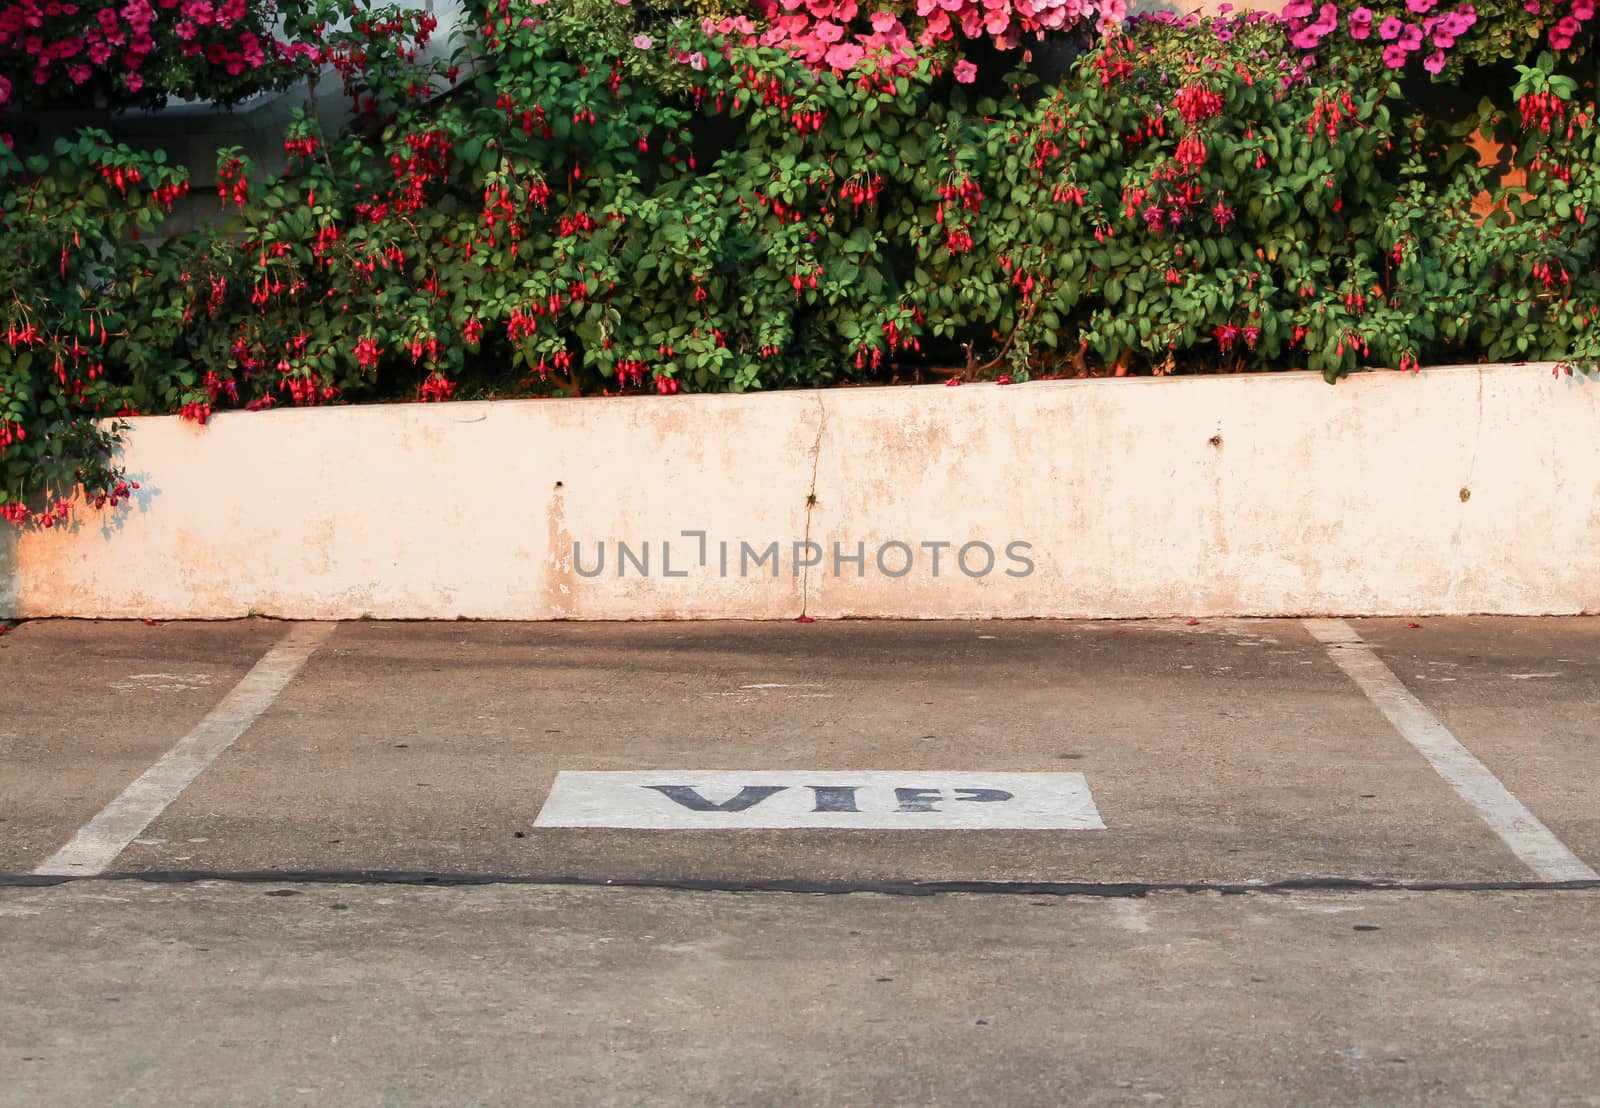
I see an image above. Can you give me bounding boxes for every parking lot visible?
[3,616,1597,1103]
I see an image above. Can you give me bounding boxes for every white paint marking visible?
[34,623,336,877]
[1110,899,1153,933]
[738,683,823,690]
[110,672,213,692]
[535,771,1105,830]
[1304,618,1596,881]
[1508,672,1563,680]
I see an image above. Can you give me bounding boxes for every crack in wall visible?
[798,394,828,618]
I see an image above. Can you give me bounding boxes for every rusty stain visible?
[546,482,576,618]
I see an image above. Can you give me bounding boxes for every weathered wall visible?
[3,364,1596,620]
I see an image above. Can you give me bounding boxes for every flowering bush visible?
[743,0,1124,78]
[0,129,186,524]
[1280,0,1596,75]
[4,0,1600,527]
[0,0,326,112]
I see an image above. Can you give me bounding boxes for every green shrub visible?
[3,0,1599,525]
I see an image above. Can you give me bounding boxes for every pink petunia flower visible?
[824,41,864,69]
[1423,48,1446,71]
[954,58,977,82]
[1348,5,1373,36]
[1378,14,1404,37]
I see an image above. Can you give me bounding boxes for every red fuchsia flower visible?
[354,336,381,371]
[1175,82,1224,124]
[1348,6,1373,38]
[418,372,454,402]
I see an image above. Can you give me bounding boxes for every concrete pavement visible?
[2,616,1597,1103]
[3,882,1598,1105]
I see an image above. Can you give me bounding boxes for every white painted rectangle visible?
[534,771,1106,830]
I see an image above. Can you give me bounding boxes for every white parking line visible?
[1305,619,1597,881]
[33,623,337,878]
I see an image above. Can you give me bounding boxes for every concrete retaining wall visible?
[2,364,1597,620]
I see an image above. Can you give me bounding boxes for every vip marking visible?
[534,771,1105,830]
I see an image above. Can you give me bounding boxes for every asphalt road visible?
[3,616,1598,1104]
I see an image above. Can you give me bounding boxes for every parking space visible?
[6,617,1592,886]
